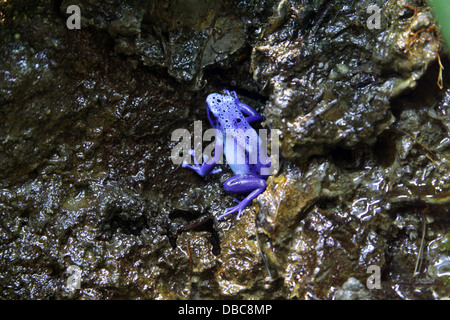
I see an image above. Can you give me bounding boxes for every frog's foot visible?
[218,188,265,220]
[182,149,217,177]
[217,175,266,220]
[218,203,245,220]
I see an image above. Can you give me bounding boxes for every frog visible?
[182,90,271,220]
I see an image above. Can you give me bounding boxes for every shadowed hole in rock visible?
[167,209,221,255]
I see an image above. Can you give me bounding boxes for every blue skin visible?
[182,90,271,220]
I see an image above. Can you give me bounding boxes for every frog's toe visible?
[181,160,191,169]
[218,206,236,220]
[187,149,201,165]
[210,167,222,175]
[236,208,246,220]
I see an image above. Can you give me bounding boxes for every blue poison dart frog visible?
[182,90,271,220]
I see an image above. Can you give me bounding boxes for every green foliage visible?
[431,0,450,51]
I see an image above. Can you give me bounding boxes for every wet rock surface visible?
[0,0,449,299]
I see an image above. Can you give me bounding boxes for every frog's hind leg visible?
[218,174,266,220]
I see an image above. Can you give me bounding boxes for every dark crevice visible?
[52,0,65,20]
[372,130,398,168]
[330,145,372,171]
[167,210,221,255]
[390,56,450,119]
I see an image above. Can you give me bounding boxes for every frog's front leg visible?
[217,174,266,220]
[225,90,263,123]
[182,132,224,176]
[182,149,220,177]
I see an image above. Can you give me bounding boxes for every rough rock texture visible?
[0,0,449,299]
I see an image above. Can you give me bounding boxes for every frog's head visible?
[206,93,235,129]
